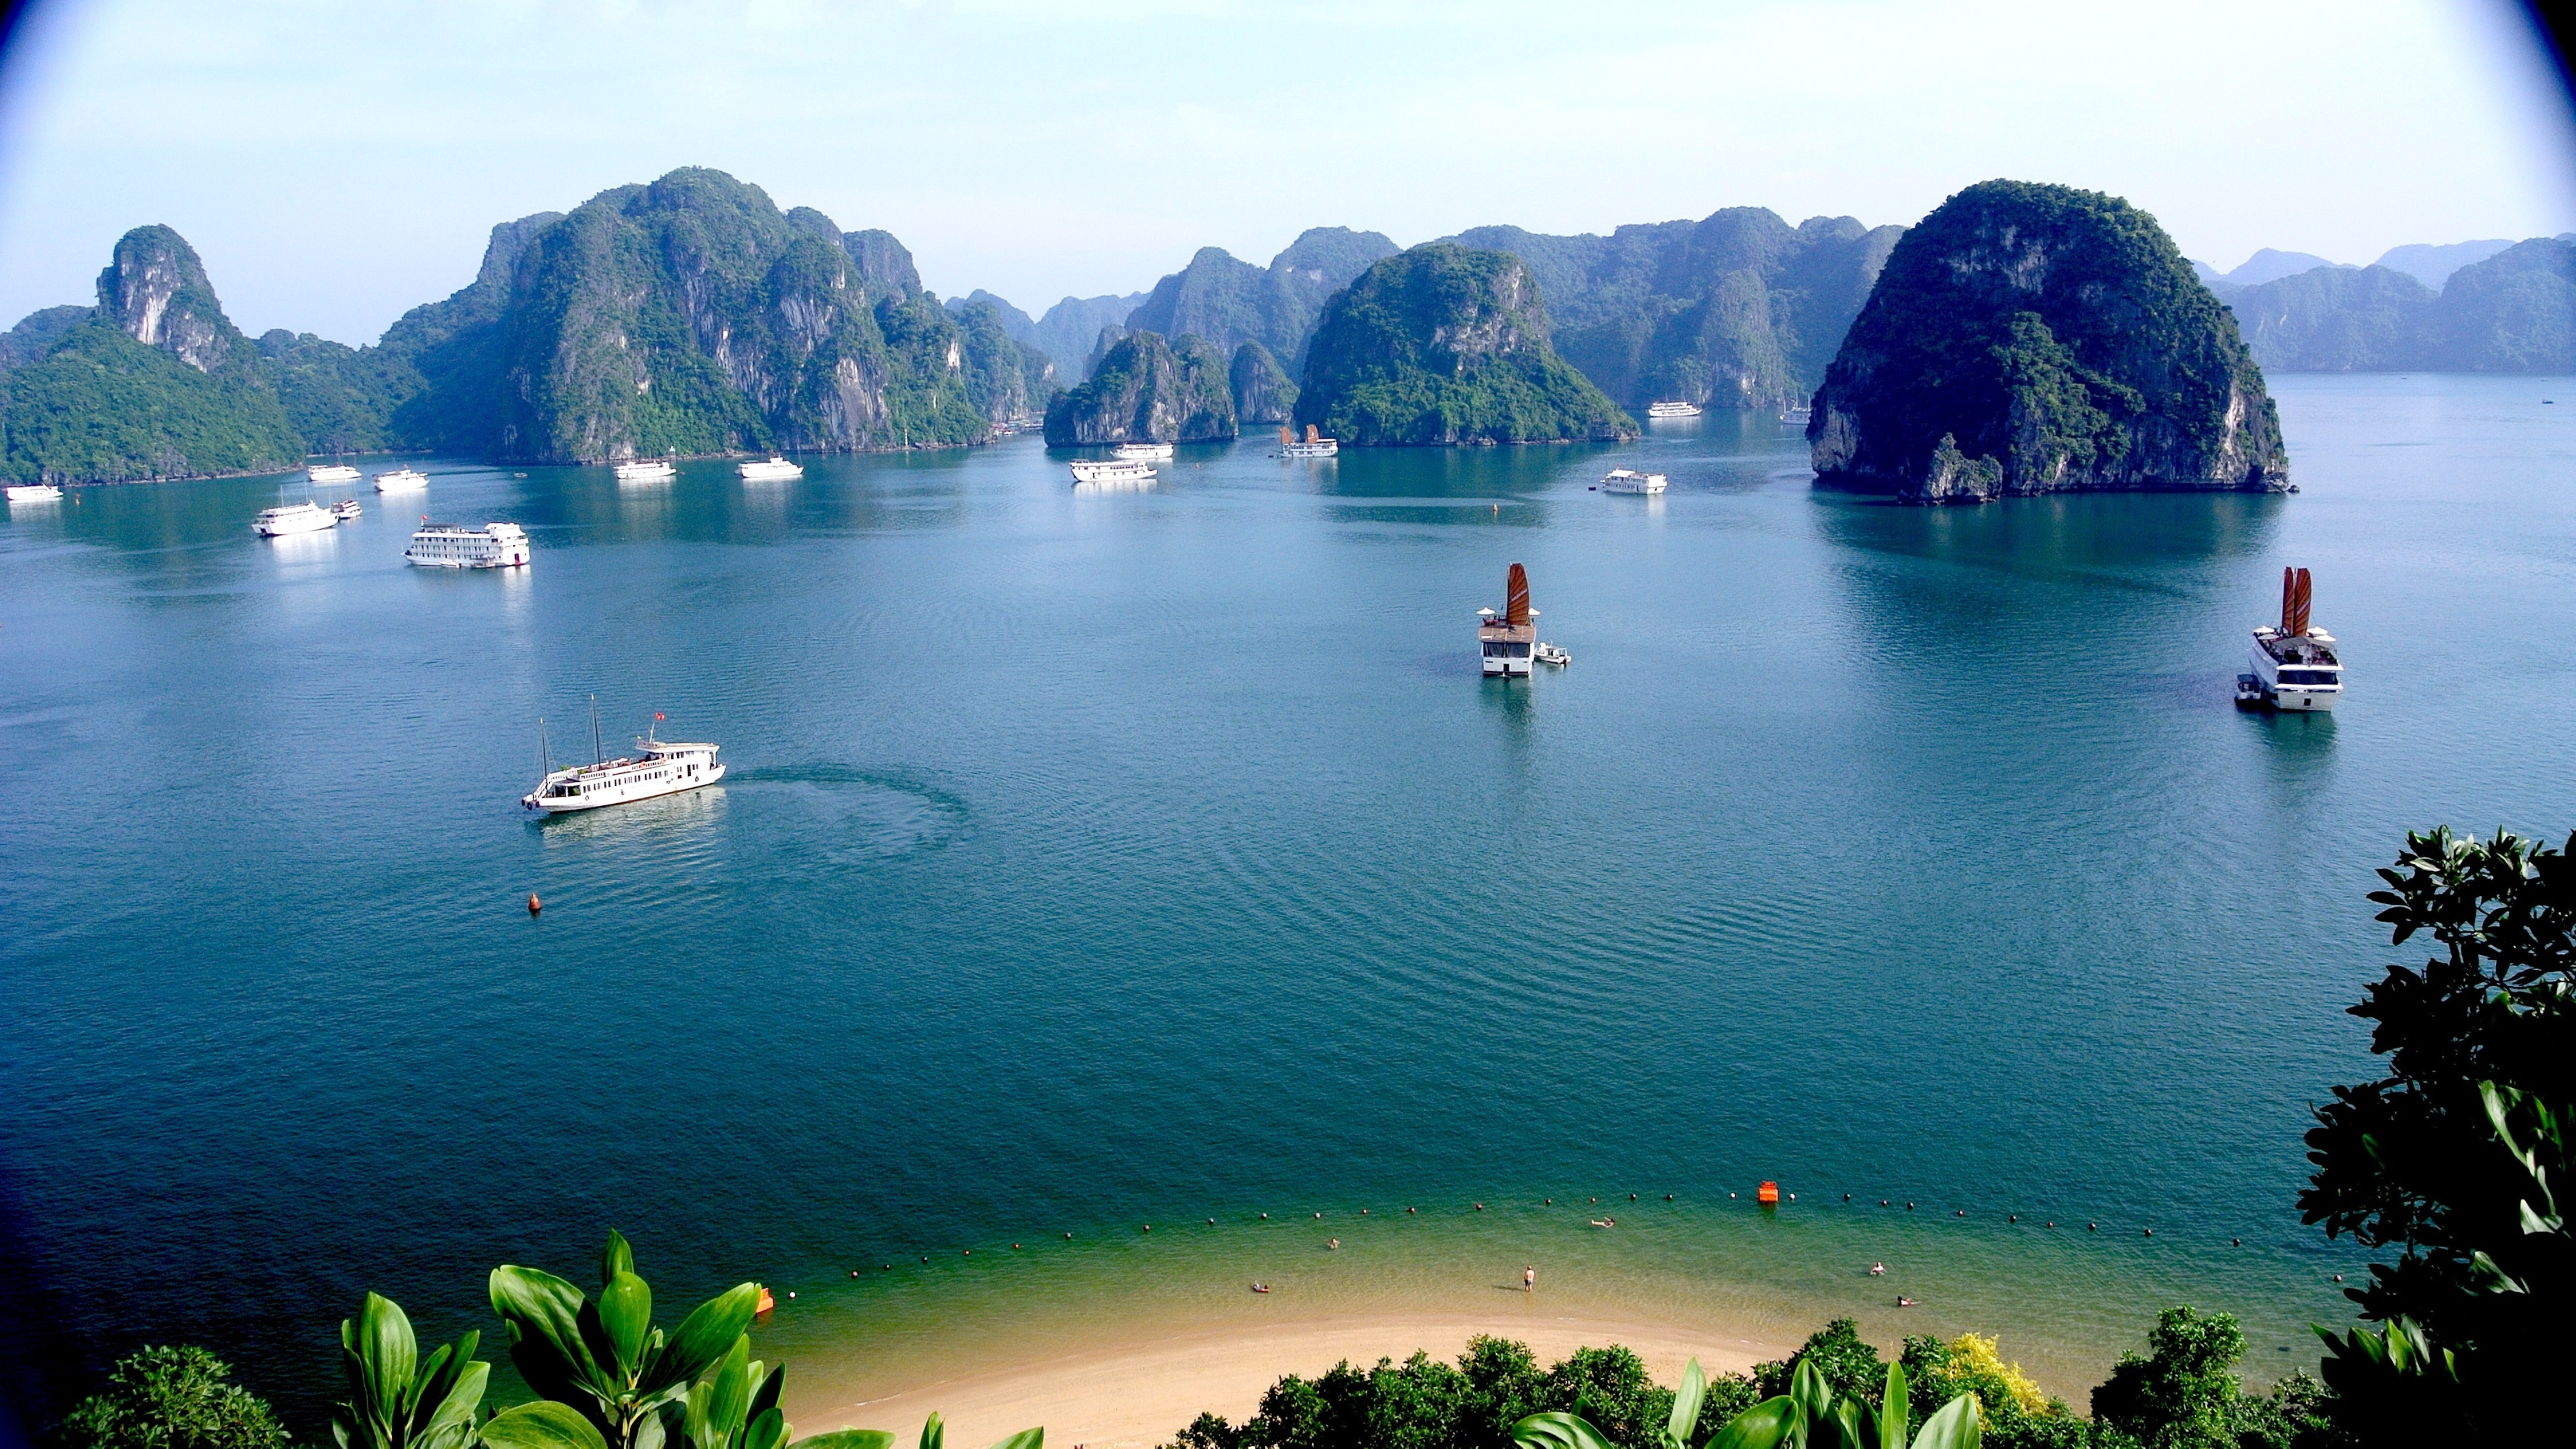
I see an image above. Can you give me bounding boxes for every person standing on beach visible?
[1524,1266,1535,1292]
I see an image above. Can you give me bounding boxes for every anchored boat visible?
[1477,562,1539,677]
[255,500,337,536]
[739,455,803,481]
[1070,458,1157,487]
[1276,425,1338,458]
[373,467,429,493]
[7,483,64,503]
[309,463,360,484]
[1599,468,1667,494]
[615,458,677,483]
[2239,566,2342,711]
[405,521,529,568]
[523,707,724,812]
[1646,400,1701,418]
[1112,441,1176,461]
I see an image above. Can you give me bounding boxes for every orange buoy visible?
[756,1286,776,1314]
[1757,1181,1781,1205]
[528,893,542,915]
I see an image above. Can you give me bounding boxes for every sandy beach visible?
[784,1311,1795,1449]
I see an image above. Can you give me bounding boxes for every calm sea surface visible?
[3,375,2571,1433]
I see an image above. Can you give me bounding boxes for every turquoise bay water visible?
[2,375,2572,1429]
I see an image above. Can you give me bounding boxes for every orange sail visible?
[1280,426,1293,445]
[2290,567,2313,635]
[1505,563,1530,626]
[1305,424,1321,443]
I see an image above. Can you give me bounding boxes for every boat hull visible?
[527,763,726,812]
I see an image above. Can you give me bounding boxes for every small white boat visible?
[738,455,803,482]
[1598,468,1667,494]
[1779,404,1813,425]
[7,483,64,503]
[524,718,723,813]
[373,468,430,493]
[255,500,337,537]
[2242,566,2342,711]
[1274,425,1338,458]
[1535,642,1571,667]
[1070,459,1157,487]
[308,463,361,484]
[331,498,363,521]
[406,521,530,568]
[1646,401,1701,418]
[615,458,677,483]
[1112,441,1175,461]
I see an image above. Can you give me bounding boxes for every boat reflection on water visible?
[534,779,728,844]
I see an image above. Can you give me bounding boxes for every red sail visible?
[1505,563,1531,626]
[2280,566,2296,633]
[2290,567,2313,635]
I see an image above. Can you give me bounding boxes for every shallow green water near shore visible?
[4,375,2571,1427]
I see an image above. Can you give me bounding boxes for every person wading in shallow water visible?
[1524,1266,1535,1292]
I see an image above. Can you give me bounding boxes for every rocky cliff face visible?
[1229,341,1297,424]
[2222,238,2574,374]
[1122,227,1398,378]
[97,225,246,374]
[1043,331,1236,445]
[1442,209,1901,410]
[1809,180,2286,501]
[1294,245,1635,446]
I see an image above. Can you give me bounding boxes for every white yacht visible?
[405,521,530,568]
[374,467,430,493]
[1275,425,1338,458]
[524,727,724,812]
[615,458,677,483]
[1779,404,1814,425]
[331,498,363,521]
[1599,468,1668,494]
[7,483,64,503]
[1646,401,1701,418]
[1477,562,1538,677]
[739,455,803,482]
[255,500,338,536]
[1112,441,1176,461]
[2241,566,2342,711]
[309,463,361,484]
[1069,459,1157,487]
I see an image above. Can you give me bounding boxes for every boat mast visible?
[538,716,551,777]
[590,694,602,766]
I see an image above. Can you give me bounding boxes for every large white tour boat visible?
[255,500,338,536]
[615,458,677,483]
[309,463,361,484]
[405,521,530,568]
[7,483,64,503]
[1070,459,1157,487]
[524,717,724,812]
[1275,425,1338,458]
[2240,566,2342,711]
[1599,468,1667,494]
[1112,441,1176,461]
[1646,400,1701,418]
[739,455,803,481]
[374,467,430,493]
[1477,562,1539,677]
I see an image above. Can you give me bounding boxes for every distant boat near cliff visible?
[1070,459,1157,487]
[2240,566,2342,712]
[309,464,360,484]
[739,456,803,482]
[1275,425,1338,458]
[1113,441,1175,461]
[615,458,676,483]
[374,467,429,493]
[1647,400,1701,418]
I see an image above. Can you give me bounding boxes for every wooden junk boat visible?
[1478,563,1538,676]
[2239,566,2342,711]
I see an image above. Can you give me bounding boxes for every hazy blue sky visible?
[2,0,2570,345]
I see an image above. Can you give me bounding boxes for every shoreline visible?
[781,1308,1795,1449]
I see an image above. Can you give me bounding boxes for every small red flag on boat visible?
[654,713,665,720]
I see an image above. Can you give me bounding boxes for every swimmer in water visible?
[1869,1262,1886,1275]
[1897,1296,1915,1307]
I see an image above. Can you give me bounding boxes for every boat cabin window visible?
[2280,668,2339,686]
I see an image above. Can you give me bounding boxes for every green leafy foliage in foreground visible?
[3,320,303,483]
[54,1346,291,1449]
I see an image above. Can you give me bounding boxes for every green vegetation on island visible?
[1294,246,1635,447]
[1809,181,2287,502]
[2220,238,2576,374]
[1229,341,1297,425]
[1122,228,1399,378]
[1043,330,1237,445]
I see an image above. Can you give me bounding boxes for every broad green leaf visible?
[1708,1399,1800,1449]
[1909,1396,1979,1449]
[602,1231,637,1289]
[1832,1401,1874,1449]
[686,1377,719,1449]
[649,1285,762,1394]
[422,1361,492,1449]
[1668,1359,1707,1449]
[747,1410,786,1449]
[919,1412,945,1449]
[983,1431,1041,1449]
[1513,1412,1620,1449]
[492,1266,611,1399]
[791,1434,895,1449]
[747,1363,785,1427]
[484,1403,612,1449]
[358,1294,421,1432]
[600,1273,653,1378]
[707,1337,754,1443]
[1789,1361,1832,1432]
[1879,1363,1908,1449]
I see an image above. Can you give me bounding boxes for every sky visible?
[0,0,2570,347]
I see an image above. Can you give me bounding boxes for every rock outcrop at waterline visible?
[1808,180,2287,501]
[1293,245,1635,447]
[1042,331,1237,445]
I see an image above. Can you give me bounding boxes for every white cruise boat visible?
[309,463,361,484]
[2241,566,2342,711]
[7,483,64,503]
[524,726,724,813]
[406,521,530,568]
[738,455,803,482]
[615,458,677,483]
[1275,425,1338,458]
[1599,468,1667,494]
[331,498,363,521]
[1477,562,1539,677]
[1779,404,1813,425]
[374,467,430,493]
[255,500,338,536]
[1646,400,1701,418]
[1112,441,1176,461]
[1070,459,1157,487]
